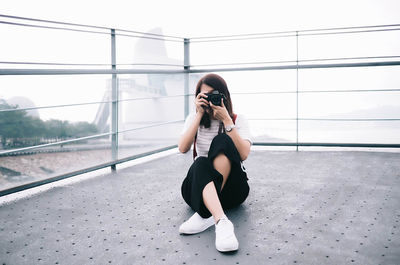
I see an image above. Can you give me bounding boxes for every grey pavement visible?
[0,150,399,265]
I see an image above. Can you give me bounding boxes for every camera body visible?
[204,90,226,106]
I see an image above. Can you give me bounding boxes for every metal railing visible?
[1,14,400,195]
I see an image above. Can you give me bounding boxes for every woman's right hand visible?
[195,93,209,114]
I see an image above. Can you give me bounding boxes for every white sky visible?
[2,0,400,37]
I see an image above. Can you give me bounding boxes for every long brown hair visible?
[195,73,234,128]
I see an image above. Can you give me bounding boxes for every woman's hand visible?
[210,99,232,124]
[195,92,209,114]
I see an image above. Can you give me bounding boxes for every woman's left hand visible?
[210,99,232,124]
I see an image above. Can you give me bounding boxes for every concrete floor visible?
[0,150,399,265]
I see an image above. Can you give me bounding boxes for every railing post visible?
[296,31,299,152]
[111,28,118,170]
[184,38,190,119]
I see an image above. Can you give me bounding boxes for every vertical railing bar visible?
[184,38,190,119]
[296,31,299,151]
[111,28,118,170]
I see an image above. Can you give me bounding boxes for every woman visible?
[178,73,252,252]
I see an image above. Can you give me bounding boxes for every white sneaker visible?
[179,212,215,234]
[215,215,239,252]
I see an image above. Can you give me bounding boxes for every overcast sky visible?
[2,0,400,37]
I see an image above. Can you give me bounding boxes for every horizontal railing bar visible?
[189,23,400,40]
[112,31,182,42]
[0,14,184,40]
[0,120,183,156]
[299,55,400,63]
[3,55,398,69]
[299,27,400,37]
[190,30,297,40]
[115,28,182,40]
[0,69,187,75]
[0,61,183,67]
[0,100,111,113]
[189,61,400,73]
[190,33,296,43]
[192,60,296,67]
[248,118,400,121]
[2,61,400,76]
[299,88,400,93]
[192,56,400,68]
[4,13,399,42]
[253,142,400,148]
[118,94,187,103]
[297,24,400,34]
[0,20,181,42]
[299,118,400,121]
[0,20,110,36]
[117,120,184,135]
[190,27,400,43]
[232,88,400,95]
[0,95,190,113]
[0,145,178,197]
[0,132,112,155]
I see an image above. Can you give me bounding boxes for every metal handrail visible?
[0,61,183,67]
[0,21,181,42]
[0,94,189,113]
[0,14,183,41]
[191,55,400,68]
[189,23,400,40]
[247,118,400,121]
[1,15,400,196]
[2,61,400,76]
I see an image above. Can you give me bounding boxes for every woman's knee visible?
[213,153,231,171]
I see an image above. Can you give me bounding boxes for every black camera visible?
[204,90,226,106]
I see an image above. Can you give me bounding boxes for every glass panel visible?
[190,36,297,66]
[0,75,110,107]
[299,91,400,119]
[299,120,400,144]
[299,30,400,61]
[189,70,297,143]
[116,33,183,69]
[117,122,181,160]
[118,73,186,130]
[299,66,400,92]
[0,74,113,192]
[251,120,297,143]
[0,137,111,191]
[0,22,110,67]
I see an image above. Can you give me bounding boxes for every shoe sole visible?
[179,223,214,234]
[216,244,239,252]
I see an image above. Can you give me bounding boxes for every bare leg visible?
[203,182,224,223]
[213,153,231,191]
[202,153,232,223]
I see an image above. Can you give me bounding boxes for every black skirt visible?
[181,133,250,218]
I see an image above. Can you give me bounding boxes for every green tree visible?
[0,101,99,148]
[0,102,30,148]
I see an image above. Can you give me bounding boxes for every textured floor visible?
[0,150,399,265]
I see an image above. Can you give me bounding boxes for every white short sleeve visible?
[180,112,196,136]
[235,114,252,145]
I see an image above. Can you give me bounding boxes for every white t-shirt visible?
[180,112,252,158]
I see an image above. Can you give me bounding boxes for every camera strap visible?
[193,113,237,160]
